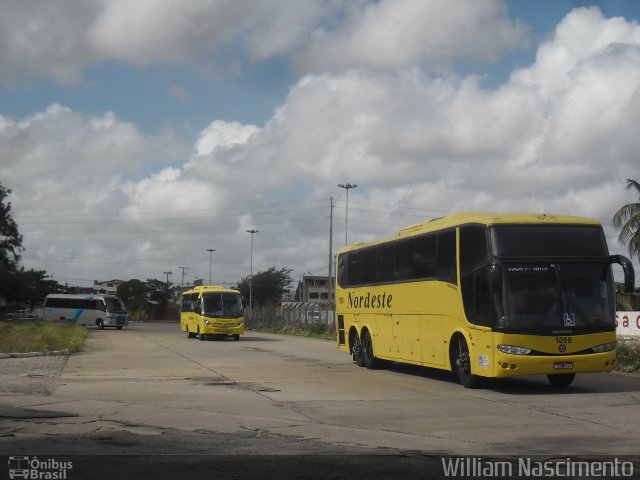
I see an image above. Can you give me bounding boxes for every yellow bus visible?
[181,286,245,341]
[335,212,635,388]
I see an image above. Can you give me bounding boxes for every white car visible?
[7,309,35,320]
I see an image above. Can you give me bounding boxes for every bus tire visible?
[198,328,206,341]
[233,334,240,341]
[547,373,575,387]
[361,330,379,370]
[452,334,483,389]
[97,320,105,330]
[353,334,365,367]
[116,326,122,330]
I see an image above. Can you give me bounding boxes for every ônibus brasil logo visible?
[8,456,73,479]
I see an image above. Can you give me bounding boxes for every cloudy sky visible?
[1,0,639,289]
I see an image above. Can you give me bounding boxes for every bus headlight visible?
[204,320,213,326]
[591,342,616,353]
[497,345,531,355]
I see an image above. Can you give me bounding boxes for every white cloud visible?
[3,5,640,285]
[0,0,527,86]
[296,0,530,72]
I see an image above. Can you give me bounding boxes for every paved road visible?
[1,322,640,479]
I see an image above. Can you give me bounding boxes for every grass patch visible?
[249,321,336,340]
[615,342,640,373]
[0,320,87,354]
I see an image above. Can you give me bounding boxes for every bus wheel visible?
[233,334,240,341]
[453,335,483,389]
[361,330,379,370]
[352,335,365,367]
[198,328,206,341]
[97,320,105,330]
[547,373,575,387]
[116,326,122,330]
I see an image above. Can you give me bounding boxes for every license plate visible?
[554,362,574,370]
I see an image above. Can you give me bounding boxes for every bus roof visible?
[44,293,116,299]
[339,212,601,253]
[181,285,240,295]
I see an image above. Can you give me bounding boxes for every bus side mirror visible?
[610,254,635,293]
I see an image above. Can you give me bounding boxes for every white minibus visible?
[43,294,128,329]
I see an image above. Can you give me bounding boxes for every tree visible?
[0,268,66,309]
[117,279,147,311]
[613,178,640,260]
[0,183,23,273]
[145,278,171,307]
[236,266,294,306]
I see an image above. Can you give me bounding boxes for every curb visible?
[0,349,70,359]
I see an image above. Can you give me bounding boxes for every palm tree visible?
[613,179,640,260]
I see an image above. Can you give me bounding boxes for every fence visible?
[246,302,335,327]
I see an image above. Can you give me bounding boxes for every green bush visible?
[0,320,87,354]
[615,342,640,373]
[249,321,335,340]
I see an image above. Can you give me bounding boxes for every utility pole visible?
[246,229,258,319]
[328,196,334,306]
[337,183,357,245]
[177,266,188,288]
[163,271,172,286]
[206,248,216,284]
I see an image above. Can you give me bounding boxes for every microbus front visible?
[182,287,245,341]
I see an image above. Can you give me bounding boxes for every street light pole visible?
[246,229,259,318]
[337,183,357,245]
[206,248,215,284]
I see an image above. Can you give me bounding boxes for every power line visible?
[15,198,330,219]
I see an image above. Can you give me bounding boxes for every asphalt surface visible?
[2,322,640,480]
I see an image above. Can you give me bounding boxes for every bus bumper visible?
[201,321,245,336]
[491,350,616,378]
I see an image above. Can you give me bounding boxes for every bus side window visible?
[460,225,494,327]
[436,230,456,284]
[414,234,437,278]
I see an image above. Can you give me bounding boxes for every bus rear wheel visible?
[361,330,379,370]
[97,320,104,330]
[352,334,365,367]
[452,335,483,389]
[547,373,575,387]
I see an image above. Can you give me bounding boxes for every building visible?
[295,275,335,302]
[93,279,125,295]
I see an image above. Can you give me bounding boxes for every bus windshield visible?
[202,292,243,318]
[105,296,127,313]
[500,262,615,332]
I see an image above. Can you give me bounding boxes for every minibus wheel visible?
[97,320,104,330]
[233,334,240,341]
[198,328,206,341]
[547,373,575,387]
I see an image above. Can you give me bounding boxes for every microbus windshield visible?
[202,292,244,318]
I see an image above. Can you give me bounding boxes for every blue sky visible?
[2,1,639,134]
[1,0,639,286]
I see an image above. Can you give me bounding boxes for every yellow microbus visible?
[181,286,245,341]
[335,212,635,388]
